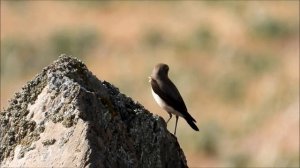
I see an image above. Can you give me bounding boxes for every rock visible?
[0,54,188,168]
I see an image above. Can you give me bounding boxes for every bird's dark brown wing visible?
[151,78,196,122]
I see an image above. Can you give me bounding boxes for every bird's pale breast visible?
[151,88,184,117]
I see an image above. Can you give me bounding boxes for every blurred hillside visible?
[1,1,299,167]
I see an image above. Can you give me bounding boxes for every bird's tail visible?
[184,116,199,131]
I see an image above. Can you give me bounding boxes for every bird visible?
[149,63,199,135]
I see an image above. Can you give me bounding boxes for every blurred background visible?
[1,1,299,167]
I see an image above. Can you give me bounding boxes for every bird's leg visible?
[174,116,179,135]
[166,113,172,124]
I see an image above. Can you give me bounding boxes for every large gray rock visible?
[0,55,188,168]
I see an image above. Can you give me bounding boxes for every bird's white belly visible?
[151,89,183,117]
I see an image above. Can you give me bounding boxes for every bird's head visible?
[151,63,169,79]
